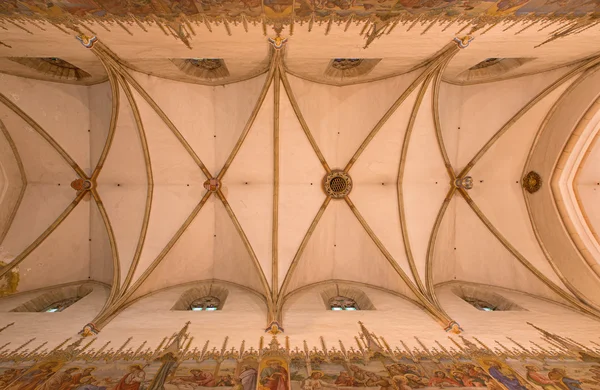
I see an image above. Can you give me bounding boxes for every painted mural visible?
[0,0,598,22]
[0,323,599,390]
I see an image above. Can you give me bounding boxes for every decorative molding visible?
[216,189,273,310]
[344,43,459,173]
[458,54,600,179]
[278,64,332,175]
[113,74,154,296]
[397,72,436,296]
[0,119,27,246]
[278,196,332,304]
[522,66,600,310]
[93,191,214,329]
[272,67,281,300]
[89,188,121,307]
[458,191,600,321]
[344,196,460,331]
[569,102,600,279]
[92,43,212,180]
[0,93,87,179]
[91,65,120,182]
[0,191,87,281]
[217,52,279,181]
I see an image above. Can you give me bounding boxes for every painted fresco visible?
[258,357,290,390]
[0,323,600,390]
[164,358,258,390]
[509,359,600,390]
[3,361,66,390]
[0,0,598,21]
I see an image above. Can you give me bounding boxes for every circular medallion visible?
[323,171,352,198]
[203,178,221,192]
[522,171,542,194]
[70,179,93,191]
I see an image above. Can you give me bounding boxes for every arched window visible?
[463,297,496,312]
[42,297,80,313]
[189,296,220,311]
[329,296,359,311]
[468,58,503,70]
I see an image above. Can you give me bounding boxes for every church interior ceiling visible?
[1,0,600,338]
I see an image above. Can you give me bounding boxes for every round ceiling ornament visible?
[323,171,352,198]
[523,171,542,193]
[203,178,221,192]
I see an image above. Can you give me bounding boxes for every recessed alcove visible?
[10,284,93,313]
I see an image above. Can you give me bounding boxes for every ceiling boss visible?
[323,171,353,198]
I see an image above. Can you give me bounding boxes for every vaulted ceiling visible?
[1,14,600,332]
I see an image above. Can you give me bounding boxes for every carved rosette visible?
[203,178,221,192]
[522,171,542,193]
[323,171,352,198]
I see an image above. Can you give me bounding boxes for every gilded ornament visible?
[79,323,100,337]
[76,34,98,48]
[454,176,474,190]
[203,178,221,192]
[71,179,93,193]
[444,321,463,334]
[453,35,474,49]
[268,36,288,50]
[265,321,284,334]
[323,171,352,198]
[522,171,542,193]
[0,261,19,297]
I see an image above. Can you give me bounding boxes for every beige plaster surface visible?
[0,125,23,243]
[1,24,600,342]
[526,68,600,306]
